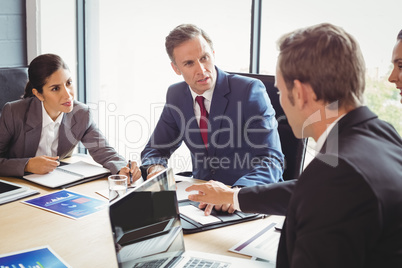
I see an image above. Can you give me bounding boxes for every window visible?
[27,0,77,82]
[260,1,401,124]
[259,0,401,164]
[84,0,252,173]
[81,0,401,173]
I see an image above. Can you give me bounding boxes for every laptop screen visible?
[109,168,185,267]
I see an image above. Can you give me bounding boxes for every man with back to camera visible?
[141,24,284,214]
[186,23,402,267]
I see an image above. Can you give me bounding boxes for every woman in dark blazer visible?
[0,53,141,181]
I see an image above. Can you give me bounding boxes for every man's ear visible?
[292,80,305,109]
[171,62,181,75]
[32,88,44,102]
[293,80,315,109]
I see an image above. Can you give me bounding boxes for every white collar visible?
[41,101,64,127]
[189,83,215,103]
[314,114,346,155]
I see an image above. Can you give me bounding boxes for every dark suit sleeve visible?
[238,180,295,215]
[233,79,284,186]
[140,88,183,175]
[286,158,381,268]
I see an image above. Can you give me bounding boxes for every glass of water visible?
[108,175,128,201]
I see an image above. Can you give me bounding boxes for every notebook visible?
[175,178,265,234]
[23,161,110,188]
[109,168,273,268]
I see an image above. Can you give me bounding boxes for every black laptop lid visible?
[109,168,185,267]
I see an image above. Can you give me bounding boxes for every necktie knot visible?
[195,96,206,113]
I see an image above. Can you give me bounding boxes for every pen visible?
[128,160,133,184]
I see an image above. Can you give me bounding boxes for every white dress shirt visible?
[189,86,215,126]
[35,102,64,157]
[313,114,345,156]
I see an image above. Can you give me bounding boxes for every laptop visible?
[109,168,273,268]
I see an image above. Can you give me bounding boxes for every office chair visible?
[0,67,28,115]
[230,72,307,181]
[176,72,307,181]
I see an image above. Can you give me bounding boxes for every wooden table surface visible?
[0,175,282,267]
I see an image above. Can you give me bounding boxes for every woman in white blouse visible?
[0,53,141,181]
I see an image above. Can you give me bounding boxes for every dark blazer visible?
[141,67,284,187]
[238,106,402,267]
[0,97,126,177]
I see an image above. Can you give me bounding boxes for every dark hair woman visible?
[0,54,140,181]
[388,29,402,103]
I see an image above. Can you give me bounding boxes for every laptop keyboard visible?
[183,257,230,268]
[133,258,168,267]
[133,257,230,268]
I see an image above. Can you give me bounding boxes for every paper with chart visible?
[22,190,107,219]
[0,246,71,268]
[229,216,285,263]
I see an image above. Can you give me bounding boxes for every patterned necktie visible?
[195,96,209,147]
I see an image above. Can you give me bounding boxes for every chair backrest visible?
[0,67,28,115]
[230,72,307,180]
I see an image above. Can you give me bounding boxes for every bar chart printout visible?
[0,246,70,268]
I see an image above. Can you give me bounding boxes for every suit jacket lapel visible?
[208,67,229,157]
[24,98,42,157]
[321,106,377,155]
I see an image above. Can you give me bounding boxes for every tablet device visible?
[0,180,27,198]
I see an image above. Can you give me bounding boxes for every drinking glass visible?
[108,175,128,201]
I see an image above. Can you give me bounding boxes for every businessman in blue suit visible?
[141,24,284,208]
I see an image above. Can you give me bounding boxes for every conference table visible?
[0,160,283,267]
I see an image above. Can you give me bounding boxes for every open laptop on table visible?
[109,168,272,268]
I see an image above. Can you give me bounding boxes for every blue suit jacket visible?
[141,67,284,186]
